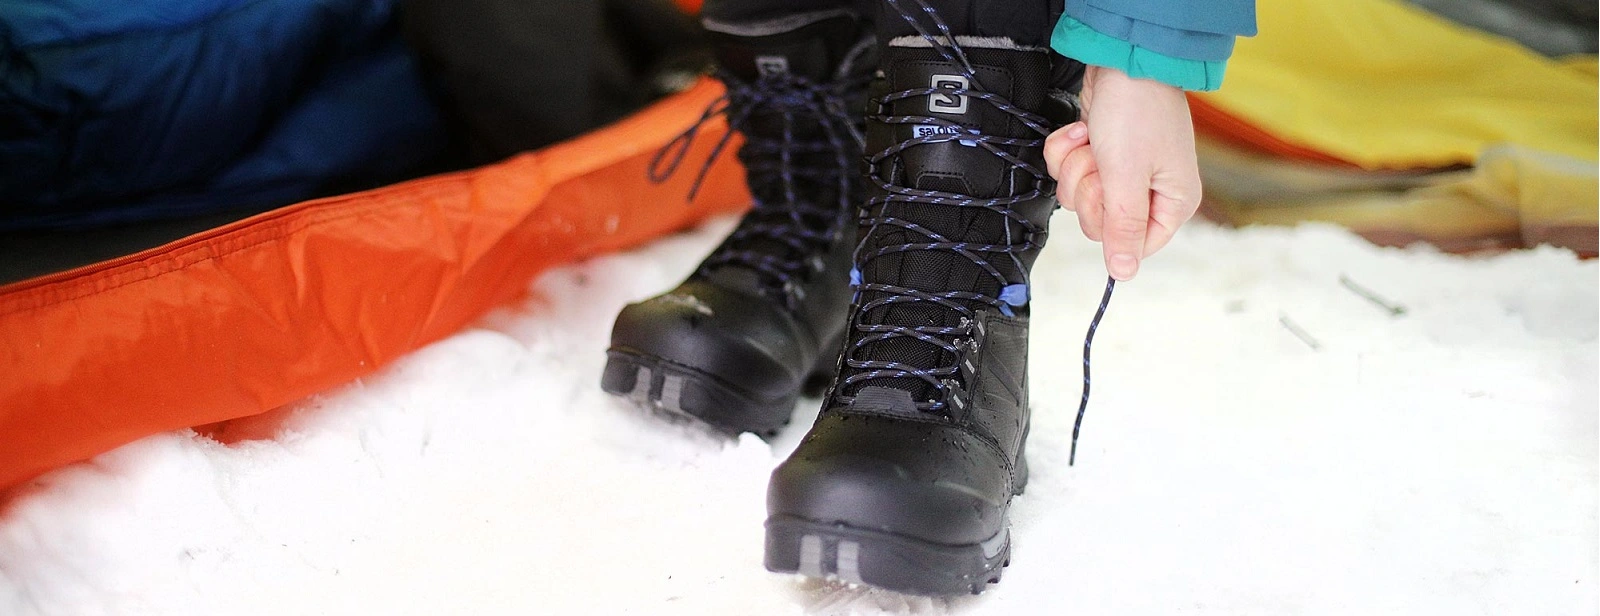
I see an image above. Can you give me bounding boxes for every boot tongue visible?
[707,15,867,83]
[881,45,1051,198]
[697,15,870,300]
[848,44,1053,406]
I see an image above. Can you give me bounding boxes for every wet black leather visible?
[769,410,1017,545]
[769,44,1069,547]
[609,228,853,403]
[606,13,869,417]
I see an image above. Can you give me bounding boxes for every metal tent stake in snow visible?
[1069,276,1116,466]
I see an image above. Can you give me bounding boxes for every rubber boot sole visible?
[600,345,838,436]
[764,515,1012,596]
[763,446,1029,596]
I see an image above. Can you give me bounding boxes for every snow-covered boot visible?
[601,12,873,435]
[763,37,1075,595]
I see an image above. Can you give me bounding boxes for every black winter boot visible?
[763,36,1077,595]
[601,13,874,435]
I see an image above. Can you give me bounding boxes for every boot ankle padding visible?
[706,11,872,82]
[886,35,1048,52]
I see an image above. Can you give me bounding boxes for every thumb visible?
[1097,158,1151,281]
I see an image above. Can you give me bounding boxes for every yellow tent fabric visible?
[1198,137,1599,256]
[1193,0,1598,170]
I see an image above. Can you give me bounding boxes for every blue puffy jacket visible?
[0,0,446,229]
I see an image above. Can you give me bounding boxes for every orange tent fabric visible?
[0,79,747,491]
[1188,94,1359,168]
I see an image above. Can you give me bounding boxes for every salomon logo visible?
[914,124,979,147]
[928,74,969,114]
[914,124,962,138]
[756,56,790,78]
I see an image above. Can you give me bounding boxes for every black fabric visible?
[402,0,711,164]
[707,14,870,81]
[701,1,1076,404]
[874,0,1062,48]
[846,43,1061,404]
[706,0,1062,48]
[602,12,872,436]
[698,13,873,299]
[703,0,876,23]
[0,211,258,285]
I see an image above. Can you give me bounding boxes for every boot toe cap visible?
[610,281,808,393]
[767,412,1016,546]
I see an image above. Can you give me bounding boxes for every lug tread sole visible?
[764,514,1012,596]
[601,349,800,436]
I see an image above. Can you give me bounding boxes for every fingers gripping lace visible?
[837,0,1056,413]
[648,70,866,307]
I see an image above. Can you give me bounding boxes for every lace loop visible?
[836,0,1057,413]
[647,95,743,201]
[650,66,868,307]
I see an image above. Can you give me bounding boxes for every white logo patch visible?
[928,74,969,114]
[913,124,978,147]
[755,55,790,78]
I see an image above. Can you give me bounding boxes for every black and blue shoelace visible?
[836,0,1055,414]
[649,67,867,308]
[1071,276,1114,465]
[852,0,1115,464]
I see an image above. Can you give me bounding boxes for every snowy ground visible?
[1,216,1595,615]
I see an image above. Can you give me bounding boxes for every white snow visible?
[1,217,1595,615]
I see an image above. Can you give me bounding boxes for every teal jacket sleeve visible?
[1052,0,1257,91]
[1064,0,1257,62]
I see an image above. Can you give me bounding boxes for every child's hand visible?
[1043,65,1203,281]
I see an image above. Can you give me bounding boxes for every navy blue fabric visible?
[0,0,446,229]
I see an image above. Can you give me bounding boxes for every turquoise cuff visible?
[1051,14,1228,91]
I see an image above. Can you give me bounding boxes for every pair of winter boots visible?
[600,11,1075,596]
